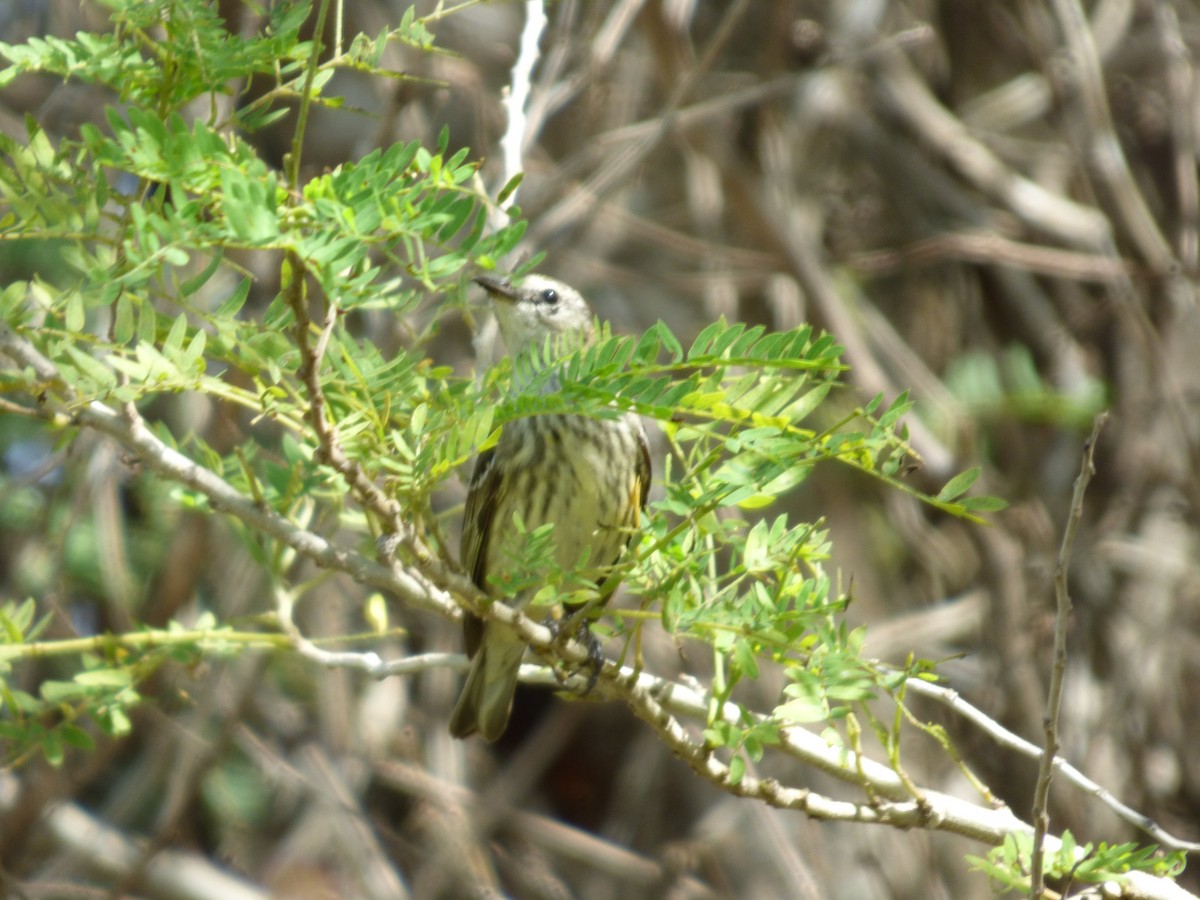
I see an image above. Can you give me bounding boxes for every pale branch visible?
[600,664,1036,845]
[274,581,387,676]
[384,647,1041,850]
[907,677,1200,853]
[498,0,546,211]
[477,0,547,352]
[1031,411,1107,899]
[8,591,1193,854]
[0,597,1059,851]
[411,654,1196,900]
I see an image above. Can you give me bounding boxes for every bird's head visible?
[474,274,596,358]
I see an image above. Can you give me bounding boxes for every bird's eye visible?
[539,289,559,306]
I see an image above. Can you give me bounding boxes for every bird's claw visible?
[542,613,605,695]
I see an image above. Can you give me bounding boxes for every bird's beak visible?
[473,275,518,302]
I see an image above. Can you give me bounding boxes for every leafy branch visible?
[2,306,1185,898]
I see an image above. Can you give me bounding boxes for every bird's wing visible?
[460,444,503,657]
[463,446,500,587]
[635,424,652,516]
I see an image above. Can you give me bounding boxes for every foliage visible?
[966,830,1187,896]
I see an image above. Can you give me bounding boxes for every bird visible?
[448,274,651,741]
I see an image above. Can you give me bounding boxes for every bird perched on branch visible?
[449,274,651,741]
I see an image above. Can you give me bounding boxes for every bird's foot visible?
[542,613,605,695]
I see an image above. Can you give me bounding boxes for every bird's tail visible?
[448,624,526,741]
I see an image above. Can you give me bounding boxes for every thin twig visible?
[1030,411,1108,899]
[475,1,546,365]
[1049,0,1175,273]
[851,231,1136,283]
[279,0,405,543]
[274,582,386,676]
[477,0,547,272]
[1154,0,1200,272]
[280,9,404,537]
[905,677,1200,852]
[285,0,330,190]
[284,250,402,527]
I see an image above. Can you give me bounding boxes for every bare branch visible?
[1031,411,1108,899]
[1154,0,1200,271]
[0,772,265,900]
[869,47,1112,250]
[906,677,1200,853]
[851,231,1136,283]
[1049,0,1175,272]
[499,0,547,208]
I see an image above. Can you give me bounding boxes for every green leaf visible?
[958,494,1008,512]
[65,291,84,331]
[776,693,827,723]
[497,172,523,204]
[138,295,158,344]
[655,320,684,362]
[708,322,746,357]
[0,602,31,642]
[220,166,279,242]
[162,312,188,359]
[73,668,133,688]
[100,704,132,737]
[688,319,727,358]
[632,323,665,365]
[733,639,759,679]
[180,251,223,297]
[41,729,64,767]
[936,466,980,502]
[41,679,85,703]
[60,723,95,750]
[113,292,134,343]
[728,754,746,785]
[64,345,116,389]
[216,279,251,317]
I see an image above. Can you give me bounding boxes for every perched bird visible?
[449,274,651,741]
